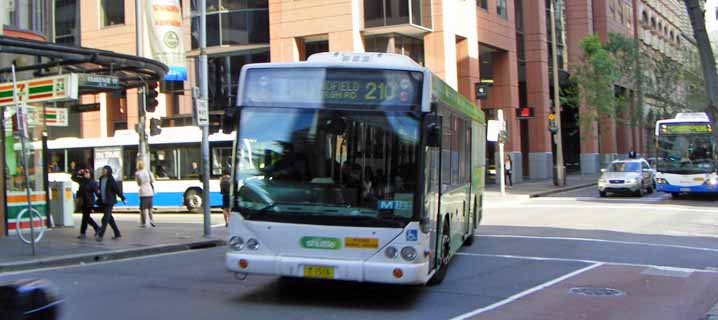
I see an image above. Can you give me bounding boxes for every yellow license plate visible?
[303,265,334,279]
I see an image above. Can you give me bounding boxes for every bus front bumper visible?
[226,252,430,285]
[657,183,718,193]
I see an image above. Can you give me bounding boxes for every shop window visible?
[101,0,125,26]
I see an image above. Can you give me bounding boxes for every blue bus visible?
[654,113,717,197]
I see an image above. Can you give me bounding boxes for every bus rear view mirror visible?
[426,115,441,148]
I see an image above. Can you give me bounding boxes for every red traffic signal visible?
[145,82,159,113]
[515,107,534,119]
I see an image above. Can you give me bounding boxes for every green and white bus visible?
[225,52,486,285]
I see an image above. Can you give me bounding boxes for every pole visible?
[497,110,505,196]
[136,0,149,167]
[199,0,211,237]
[12,65,35,256]
[550,0,565,186]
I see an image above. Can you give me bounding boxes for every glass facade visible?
[205,49,270,110]
[190,0,269,49]
[3,0,50,35]
[364,0,432,29]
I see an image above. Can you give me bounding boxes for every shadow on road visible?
[235,277,422,310]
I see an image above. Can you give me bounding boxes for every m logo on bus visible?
[300,237,341,250]
[378,200,411,210]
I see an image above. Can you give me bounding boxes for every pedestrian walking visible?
[71,169,99,239]
[96,165,126,241]
[135,160,156,228]
[220,171,231,227]
[504,155,513,189]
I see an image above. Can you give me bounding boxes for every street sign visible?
[195,98,209,126]
[0,74,78,107]
[487,120,503,142]
[516,107,535,119]
[77,74,120,90]
[44,107,69,127]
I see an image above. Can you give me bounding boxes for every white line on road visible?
[211,223,227,228]
[476,234,718,252]
[486,203,718,213]
[449,262,603,320]
[456,252,718,274]
[536,196,668,202]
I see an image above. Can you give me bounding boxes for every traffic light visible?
[221,107,236,133]
[149,118,162,136]
[145,82,159,113]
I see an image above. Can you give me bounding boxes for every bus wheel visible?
[428,221,451,286]
[184,188,203,213]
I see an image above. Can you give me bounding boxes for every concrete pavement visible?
[484,173,599,200]
[0,214,227,273]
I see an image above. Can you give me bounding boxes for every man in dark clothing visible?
[264,143,307,181]
[71,169,99,239]
[96,165,126,241]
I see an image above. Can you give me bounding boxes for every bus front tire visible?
[427,221,450,286]
[184,188,203,213]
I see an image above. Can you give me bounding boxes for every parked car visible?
[598,159,655,197]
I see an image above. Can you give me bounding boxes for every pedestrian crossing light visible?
[149,118,162,136]
[145,82,159,113]
[548,113,558,134]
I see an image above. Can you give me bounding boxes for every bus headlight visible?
[400,247,417,261]
[229,236,244,251]
[246,238,260,250]
[384,246,398,259]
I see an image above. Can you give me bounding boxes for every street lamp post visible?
[550,0,566,186]
[199,0,212,237]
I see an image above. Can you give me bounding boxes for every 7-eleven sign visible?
[44,107,69,127]
[0,74,78,107]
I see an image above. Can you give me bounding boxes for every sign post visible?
[11,65,36,256]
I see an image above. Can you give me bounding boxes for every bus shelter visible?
[0,35,167,237]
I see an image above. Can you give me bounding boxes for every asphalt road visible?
[2,190,717,320]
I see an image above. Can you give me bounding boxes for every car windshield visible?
[233,107,420,227]
[657,133,715,174]
[608,162,641,172]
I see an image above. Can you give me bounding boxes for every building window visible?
[364,0,432,29]
[305,40,329,59]
[3,0,49,35]
[191,0,269,49]
[205,49,269,111]
[55,0,79,45]
[365,34,425,65]
[101,0,125,26]
[477,0,488,10]
[497,0,507,19]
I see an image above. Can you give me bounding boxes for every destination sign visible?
[243,68,423,107]
[661,123,713,134]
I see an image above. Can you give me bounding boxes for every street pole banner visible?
[143,0,187,81]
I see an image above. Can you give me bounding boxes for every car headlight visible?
[400,247,417,261]
[229,236,244,251]
[598,178,606,183]
[246,238,260,250]
[384,246,398,259]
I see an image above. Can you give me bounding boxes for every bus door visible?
[423,114,442,272]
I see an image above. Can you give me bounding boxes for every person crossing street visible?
[96,165,126,241]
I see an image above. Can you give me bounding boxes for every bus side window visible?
[441,112,452,189]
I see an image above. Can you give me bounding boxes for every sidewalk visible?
[0,214,226,273]
[485,173,599,200]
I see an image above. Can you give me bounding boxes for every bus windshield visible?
[234,107,420,227]
[657,133,714,174]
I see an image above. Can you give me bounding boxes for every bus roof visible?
[47,126,234,150]
[238,52,485,124]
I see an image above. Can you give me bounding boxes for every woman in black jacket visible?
[96,165,126,241]
[72,169,99,239]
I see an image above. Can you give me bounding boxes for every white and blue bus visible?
[225,52,486,285]
[47,126,234,211]
[655,112,717,197]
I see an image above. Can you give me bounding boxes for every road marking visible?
[449,262,603,320]
[536,195,668,202]
[456,252,718,274]
[486,203,718,213]
[211,223,226,228]
[476,234,718,252]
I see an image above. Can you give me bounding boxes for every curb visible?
[707,301,718,320]
[528,182,597,198]
[0,239,226,274]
